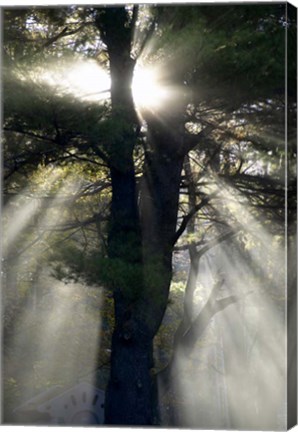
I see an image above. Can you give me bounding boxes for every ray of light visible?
[36,54,182,114]
[3,169,63,257]
[37,57,172,110]
[158,175,287,430]
[6,278,103,407]
[4,174,104,422]
[39,60,111,102]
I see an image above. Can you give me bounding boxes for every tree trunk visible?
[104,312,155,424]
[104,146,184,425]
[95,8,185,424]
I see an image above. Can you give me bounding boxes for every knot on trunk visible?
[123,330,132,341]
[120,319,135,343]
[136,378,143,390]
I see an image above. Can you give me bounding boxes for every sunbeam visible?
[3,169,105,425]
[3,4,294,428]
[37,56,177,113]
[158,174,288,430]
[3,170,62,257]
[38,60,111,102]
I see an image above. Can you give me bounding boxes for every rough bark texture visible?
[95,7,184,425]
[104,318,154,424]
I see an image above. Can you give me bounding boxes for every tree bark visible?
[95,8,151,425]
[94,7,185,425]
[94,7,186,424]
[104,312,155,424]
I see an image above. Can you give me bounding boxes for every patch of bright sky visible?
[40,60,111,102]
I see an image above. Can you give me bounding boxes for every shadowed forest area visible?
[2,3,297,429]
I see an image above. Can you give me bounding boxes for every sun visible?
[132,65,169,111]
[39,60,169,110]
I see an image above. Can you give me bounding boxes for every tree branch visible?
[157,280,243,396]
[183,123,216,154]
[21,22,93,60]
[3,126,57,143]
[172,193,217,246]
[180,284,237,351]
[38,213,107,232]
[196,229,240,259]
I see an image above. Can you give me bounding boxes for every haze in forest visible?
[2,3,297,429]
